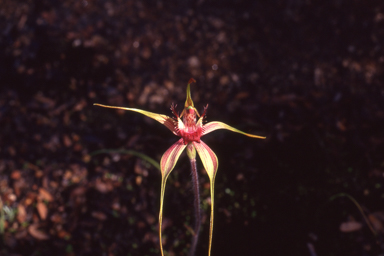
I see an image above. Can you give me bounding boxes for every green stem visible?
[330,193,376,236]
[90,149,160,171]
[189,158,201,256]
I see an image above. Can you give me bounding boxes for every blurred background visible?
[1,0,384,255]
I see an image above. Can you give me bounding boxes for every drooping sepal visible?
[94,103,177,135]
[192,140,218,256]
[159,138,186,256]
[202,121,266,139]
[160,138,186,179]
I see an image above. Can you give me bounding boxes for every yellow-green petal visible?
[94,103,177,135]
[192,140,218,256]
[202,121,266,139]
[159,138,186,256]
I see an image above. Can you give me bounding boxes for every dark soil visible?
[1,0,384,256]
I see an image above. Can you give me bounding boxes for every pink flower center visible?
[179,128,202,144]
[180,108,202,144]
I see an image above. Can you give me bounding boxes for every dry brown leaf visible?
[17,204,27,223]
[63,134,72,147]
[38,188,53,202]
[135,176,142,185]
[25,191,38,206]
[73,143,82,151]
[235,91,250,100]
[71,186,86,197]
[37,201,48,220]
[13,180,24,197]
[95,179,112,193]
[340,221,362,232]
[35,170,44,178]
[336,120,347,131]
[24,198,33,206]
[11,170,21,180]
[63,170,73,180]
[57,229,71,239]
[91,211,107,221]
[28,224,49,240]
[50,213,63,223]
[82,154,91,163]
[2,220,8,230]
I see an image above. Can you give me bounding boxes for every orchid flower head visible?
[94,79,265,256]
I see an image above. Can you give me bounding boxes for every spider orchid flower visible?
[94,78,265,256]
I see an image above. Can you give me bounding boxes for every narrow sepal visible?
[185,78,196,108]
[160,138,186,179]
[203,121,266,139]
[159,138,186,256]
[192,141,218,256]
[94,103,177,135]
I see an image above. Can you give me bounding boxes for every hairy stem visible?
[189,158,201,256]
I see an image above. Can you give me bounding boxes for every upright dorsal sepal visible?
[181,78,199,118]
[185,78,196,108]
